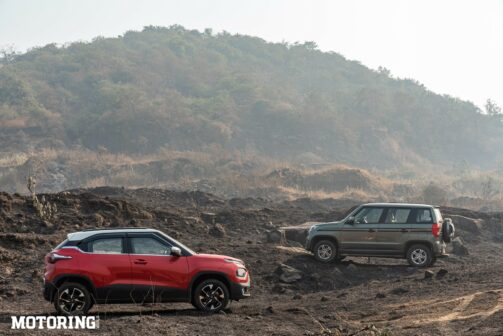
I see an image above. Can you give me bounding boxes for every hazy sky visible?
[0,0,502,108]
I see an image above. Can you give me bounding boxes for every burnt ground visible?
[0,187,503,335]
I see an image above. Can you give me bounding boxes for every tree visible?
[485,99,502,118]
[0,45,17,64]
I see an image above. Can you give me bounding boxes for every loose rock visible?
[209,223,226,238]
[436,269,448,278]
[424,270,434,279]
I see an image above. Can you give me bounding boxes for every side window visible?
[416,209,433,223]
[131,237,171,255]
[354,207,384,224]
[89,238,123,254]
[385,208,411,224]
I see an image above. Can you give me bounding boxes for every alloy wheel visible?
[411,248,427,265]
[317,244,333,260]
[199,283,225,311]
[58,287,86,314]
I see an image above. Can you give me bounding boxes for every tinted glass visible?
[89,238,123,254]
[354,207,384,224]
[55,239,68,250]
[416,209,433,223]
[131,237,171,255]
[385,208,411,224]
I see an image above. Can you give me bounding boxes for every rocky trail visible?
[0,187,502,335]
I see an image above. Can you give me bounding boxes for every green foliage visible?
[1,26,503,169]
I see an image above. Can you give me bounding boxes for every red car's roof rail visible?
[82,227,151,231]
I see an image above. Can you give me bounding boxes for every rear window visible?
[88,238,123,254]
[415,209,433,223]
[385,208,412,224]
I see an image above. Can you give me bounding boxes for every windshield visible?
[159,231,196,255]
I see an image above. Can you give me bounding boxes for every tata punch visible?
[43,228,250,315]
[305,203,454,267]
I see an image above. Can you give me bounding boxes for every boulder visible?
[209,223,226,238]
[266,230,284,243]
[276,264,302,283]
[449,215,483,235]
[200,212,216,224]
[452,237,469,256]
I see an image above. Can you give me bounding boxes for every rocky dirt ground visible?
[0,187,502,335]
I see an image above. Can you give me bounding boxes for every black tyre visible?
[406,244,433,267]
[54,282,92,316]
[442,218,455,243]
[313,240,338,263]
[193,279,230,313]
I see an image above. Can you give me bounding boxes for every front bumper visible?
[229,280,251,300]
[305,236,313,251]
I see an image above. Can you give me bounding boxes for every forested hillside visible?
[1,25,502,170]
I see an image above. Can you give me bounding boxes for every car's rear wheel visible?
[313,240,338,263]
[406,244,433,267]
[54,282,92,315]
[193,279,230,313]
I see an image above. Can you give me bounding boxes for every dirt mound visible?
[267,166,388,194]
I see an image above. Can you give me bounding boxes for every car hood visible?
[314,221,344,231]
[192,253,244,265]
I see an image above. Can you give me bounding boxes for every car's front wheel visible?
[313,240,338,263]
[406,244,433,267]
[54,282,92,316]
[193,279,230,313]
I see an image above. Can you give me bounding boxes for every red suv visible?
[43,228,250,315]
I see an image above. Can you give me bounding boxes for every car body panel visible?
[43,229,251,306]
[306,203,450,259]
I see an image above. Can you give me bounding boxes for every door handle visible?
[401,229,409,232]
[134,259,148,265]
[368,229,376,232]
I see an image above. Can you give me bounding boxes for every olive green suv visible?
[305,203,454,267]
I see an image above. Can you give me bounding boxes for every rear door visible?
[340,206,385,254]
[408,208,435,243]
[127,233,189,303]
[78,233,132,302]
[376,207,413,255]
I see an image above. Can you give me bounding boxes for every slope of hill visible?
[1,25,502,173]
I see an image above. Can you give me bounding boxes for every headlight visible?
[236,268,247,278]
[308,225,317,234]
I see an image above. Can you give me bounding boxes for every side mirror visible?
[171,246,182,257]
[346,216,355,225]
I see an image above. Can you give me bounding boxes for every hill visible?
[1,25,502,173]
